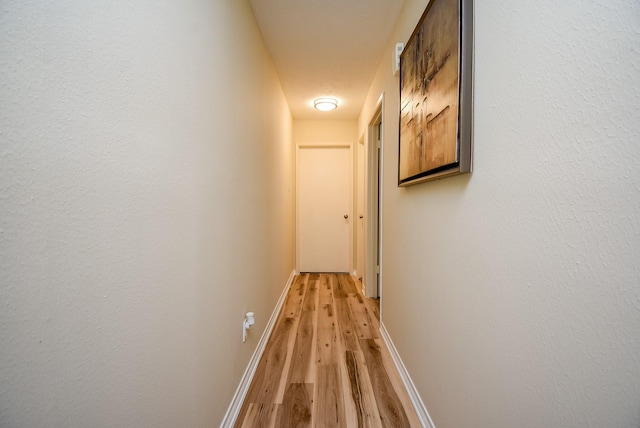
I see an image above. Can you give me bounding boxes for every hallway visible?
[2,1,639,426]
[234,273,421,427]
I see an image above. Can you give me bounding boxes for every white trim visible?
[219,269,297,428]
[379,322,436,428]
[377,93,385,308]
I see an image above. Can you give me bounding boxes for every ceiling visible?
[249,0,405,120]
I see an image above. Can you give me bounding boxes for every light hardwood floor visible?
[234,273,422,427]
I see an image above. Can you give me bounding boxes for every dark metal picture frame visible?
[398,0,473,186]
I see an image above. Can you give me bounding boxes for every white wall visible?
[359,0,640,426]
[293,119,358,144]
[0,1,293,426]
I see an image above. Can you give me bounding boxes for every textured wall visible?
[359,0,640,426]
[0,0,293,426]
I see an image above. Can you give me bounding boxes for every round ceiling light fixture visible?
[313,97,338,111]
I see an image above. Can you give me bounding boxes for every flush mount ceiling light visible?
[313,97,338,111]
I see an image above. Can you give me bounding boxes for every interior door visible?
[364,101,383,298]
[298,145,351,272]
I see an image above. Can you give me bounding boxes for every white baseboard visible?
[219,269,297,428]
[379,322,436,428]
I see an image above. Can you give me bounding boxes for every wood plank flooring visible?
[235,273,421,427]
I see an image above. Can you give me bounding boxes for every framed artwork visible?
[398,0,473,186]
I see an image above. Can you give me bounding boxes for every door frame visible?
[364,95,384,298]
[295,142,353,273]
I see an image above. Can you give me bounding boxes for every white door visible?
[298,145,351,272]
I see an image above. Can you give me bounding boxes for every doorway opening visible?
[363,95,384,300]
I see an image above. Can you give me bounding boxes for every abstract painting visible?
[399,0,473,186]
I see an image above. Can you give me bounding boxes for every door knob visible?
[344,214,349,219]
